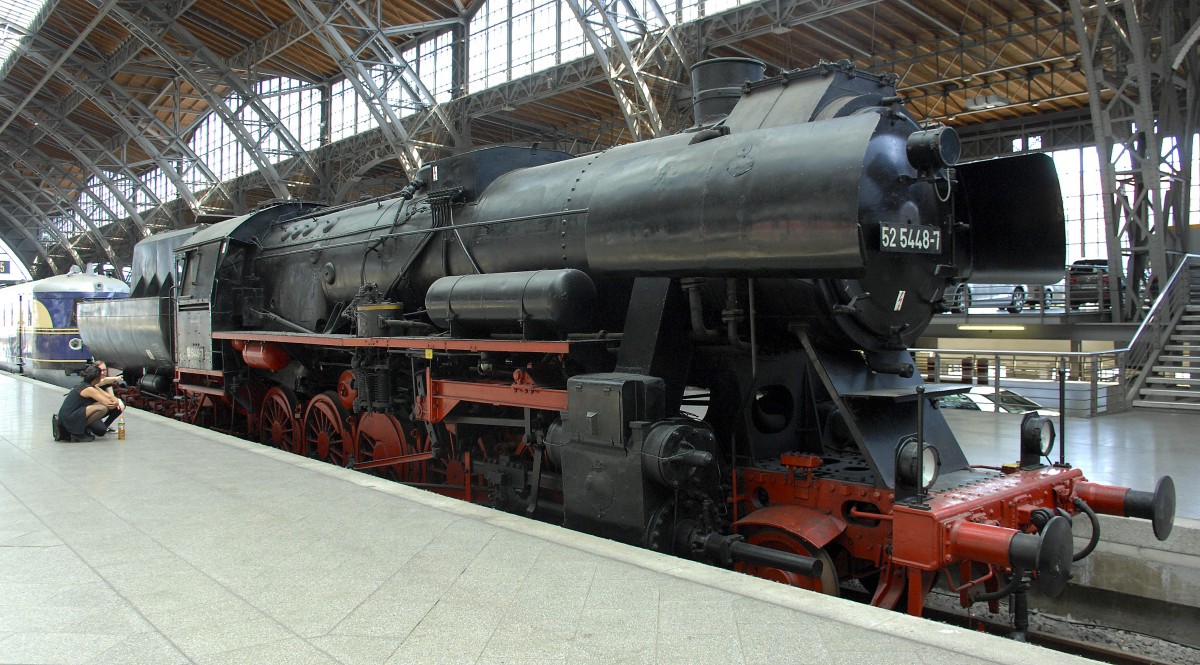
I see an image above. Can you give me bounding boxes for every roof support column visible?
[1070,0,1200,322]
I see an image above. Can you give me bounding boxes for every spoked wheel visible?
[260,386,301,454]
[399,421,432,483]
[357,410,434,477]
[356,413,405,480]
[431,454,467,491]
[737,528,840,596]
[427,429,485,498]
[184,393,222,428]
[303,392,352,466]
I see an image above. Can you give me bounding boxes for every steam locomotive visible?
[77,59,1175,619]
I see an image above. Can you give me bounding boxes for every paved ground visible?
[0,373,1104,664]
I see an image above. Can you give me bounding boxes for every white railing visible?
[911,348,1124,417]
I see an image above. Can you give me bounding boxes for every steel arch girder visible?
[0,207,60,275]
[282,0,425,175]
[0,91,150,239]
[13,43,216,212]
[563,0,667,140]
[0,184,86,270]
[0,157,122,270]
[102,0,320,199]
[322,0,459,144]
[101,3,290,201]
[0,141,132,264]
[18,0,212,214]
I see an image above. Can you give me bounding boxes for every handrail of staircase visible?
[1122,254,1198,404]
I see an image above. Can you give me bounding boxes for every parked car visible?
[941,283,1027,314]
[1067,259,1121,309]
[937,387,1059,416]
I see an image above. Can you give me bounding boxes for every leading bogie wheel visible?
[737,528,840,596]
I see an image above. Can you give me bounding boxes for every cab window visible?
[179,246,218,299]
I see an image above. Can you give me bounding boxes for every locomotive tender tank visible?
[77,227,204,374]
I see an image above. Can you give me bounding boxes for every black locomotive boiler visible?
[79,59,1175,619]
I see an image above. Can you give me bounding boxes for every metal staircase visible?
[1128,257,1200,411]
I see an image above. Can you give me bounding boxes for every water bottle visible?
[117,415,126,440]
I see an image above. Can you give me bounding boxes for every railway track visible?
[1030,629,1187,665]
[920,591,1200,665]
[834,567,1197,665]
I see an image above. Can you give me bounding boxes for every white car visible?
[941,283,1028,314]
[937,387,1059,416]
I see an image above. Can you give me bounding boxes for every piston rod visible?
[692,532,824,578]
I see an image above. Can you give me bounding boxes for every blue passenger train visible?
[0,269,130,388]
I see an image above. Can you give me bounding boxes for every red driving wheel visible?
[303,392,351,465]
[259,386,301,454]
[185,393,219,427]
[356,413,428,482]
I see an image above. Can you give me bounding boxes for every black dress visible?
[58,381,96,436]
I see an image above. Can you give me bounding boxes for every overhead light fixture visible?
[965,93,1012,110]
[956,324,1026,332]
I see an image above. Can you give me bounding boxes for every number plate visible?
[879,223,942,254]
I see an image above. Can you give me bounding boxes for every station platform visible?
[1,373,1185,665]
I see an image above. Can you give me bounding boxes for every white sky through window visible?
[0,236,32,282]
[0,0,50,74]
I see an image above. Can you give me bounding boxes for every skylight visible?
[0,0,51,76]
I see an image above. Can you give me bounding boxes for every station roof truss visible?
[0,0,1194,282]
